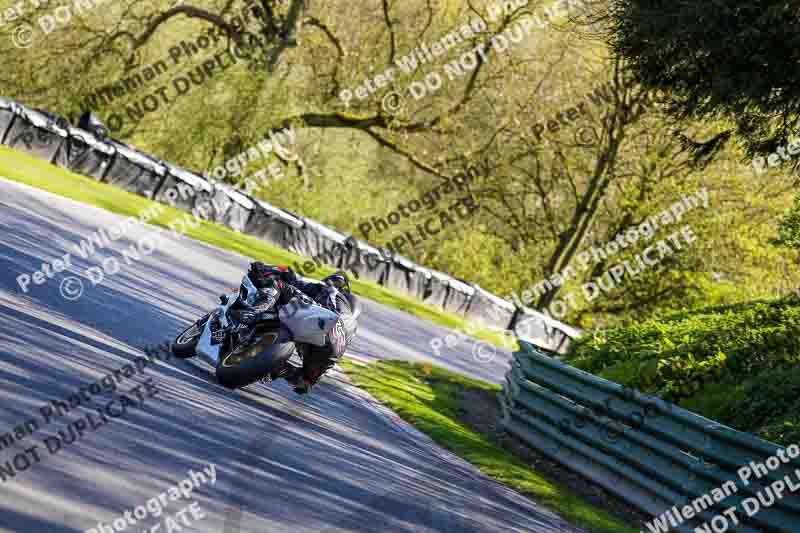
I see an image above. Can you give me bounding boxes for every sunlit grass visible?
[341,359,638,533]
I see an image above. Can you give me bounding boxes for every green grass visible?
[0,146,516,352]
[341,359,637,533]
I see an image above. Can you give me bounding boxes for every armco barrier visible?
[384,253,421,296]
[499,341,800,532]
[0,97,580,351]
[442,276,475,315]
[154,162,215,215]
[413,267,450,308]
[299,218,351,268]
[348,241,390,284]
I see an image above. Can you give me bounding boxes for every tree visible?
[3,0,796,326]
[604,0,800,159]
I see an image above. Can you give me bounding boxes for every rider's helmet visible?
[322,271,351,294]
[249,263,294,289]
[322,271,359,323]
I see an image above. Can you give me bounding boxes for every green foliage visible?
[608,0,800,158]
[568,297,800,444]
[775,193,800,249]
[608,0,800,251]
[681,367,800,445]
[717,368,800,445]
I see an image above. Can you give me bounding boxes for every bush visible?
[566,297,800,445]
[711,368,800,445]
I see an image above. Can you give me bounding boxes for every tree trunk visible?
[536,126,624,310]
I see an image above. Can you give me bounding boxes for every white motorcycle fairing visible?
[279,298,339,347]
[197,274,267,366]
[195,291,238,367]
[196,320,220,366]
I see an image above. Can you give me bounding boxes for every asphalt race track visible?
[0,178,583,532]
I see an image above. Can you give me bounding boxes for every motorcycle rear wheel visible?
[215,330,296,389]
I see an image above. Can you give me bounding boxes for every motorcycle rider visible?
[243,262,357,394]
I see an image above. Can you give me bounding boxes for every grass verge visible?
[340,359,638,533]
[0,146,516,352]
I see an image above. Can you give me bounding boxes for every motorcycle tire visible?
[172,315,209,359]
[215,330,296,389]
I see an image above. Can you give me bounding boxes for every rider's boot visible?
[281,364,314,394]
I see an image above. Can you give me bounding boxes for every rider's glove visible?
[278,284,313,307]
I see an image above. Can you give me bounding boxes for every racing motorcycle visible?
[171,271,352,390]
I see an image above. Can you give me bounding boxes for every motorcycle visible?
[171,271,350,390]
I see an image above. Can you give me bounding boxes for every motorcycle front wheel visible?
[172,315,209,359]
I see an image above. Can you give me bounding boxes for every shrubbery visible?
[566,297,800,444]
